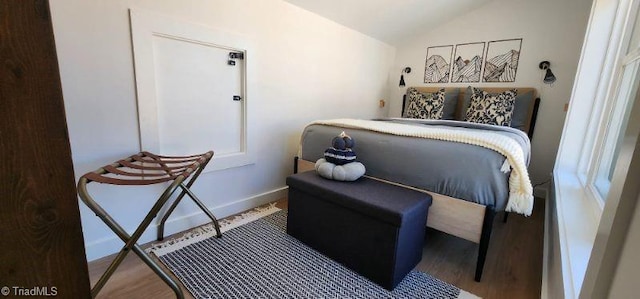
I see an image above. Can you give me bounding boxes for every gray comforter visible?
[300,118,531,210]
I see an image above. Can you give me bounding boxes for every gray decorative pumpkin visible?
[325,131,357,165]
[332,131,355,150]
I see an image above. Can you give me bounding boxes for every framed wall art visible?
[451,42,485,83]
[424,45,453,83]
[483,38,522,82]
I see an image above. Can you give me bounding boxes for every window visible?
[552,1,640,297]
[588,5,640,202]
[593,61,638,198]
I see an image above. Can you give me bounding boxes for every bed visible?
[293,86,541,281]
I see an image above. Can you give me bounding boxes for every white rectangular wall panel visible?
[130,8,253,171]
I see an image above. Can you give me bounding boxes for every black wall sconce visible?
[399,67,411,87]
[539,61,556,84]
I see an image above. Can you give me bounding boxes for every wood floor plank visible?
[418,198,545,298]
[88,197,543,298]
[89,253,193,299]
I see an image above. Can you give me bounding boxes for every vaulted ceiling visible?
[283,0,493,45]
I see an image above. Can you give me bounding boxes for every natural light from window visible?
[592,11,640,201]
[594,61,639,199]
[552,1,640,297]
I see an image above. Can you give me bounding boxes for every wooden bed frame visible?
[295,87,541,282]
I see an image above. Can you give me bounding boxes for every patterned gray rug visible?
[152,208,479,299]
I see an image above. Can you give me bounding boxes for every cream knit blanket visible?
[310,119,534,216]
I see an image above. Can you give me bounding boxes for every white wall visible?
[385,0,592,189]
[50,0,395,260]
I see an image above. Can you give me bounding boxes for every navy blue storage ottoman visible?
[286,171,432,290]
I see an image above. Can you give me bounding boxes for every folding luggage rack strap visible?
[77,151,222,299]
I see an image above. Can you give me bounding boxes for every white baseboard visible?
[84,186,288,261]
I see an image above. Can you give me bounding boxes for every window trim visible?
[576,0,640,209]
[592,60,640,199]
[549,0,639,298]
[585,0,640,205]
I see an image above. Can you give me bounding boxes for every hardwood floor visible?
[88,198,543,298]
[418,198,545,298]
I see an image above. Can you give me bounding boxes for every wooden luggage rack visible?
[77,151,221,299]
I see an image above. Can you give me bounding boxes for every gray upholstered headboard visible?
[401,87,541,139]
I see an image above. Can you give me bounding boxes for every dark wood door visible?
[0,1,91,298]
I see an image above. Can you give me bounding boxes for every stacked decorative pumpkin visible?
[315,131,366,181]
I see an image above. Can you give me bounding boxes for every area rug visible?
[149,205,479,299]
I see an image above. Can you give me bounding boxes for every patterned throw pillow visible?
[465,87,518,126]
[404,88,446,119]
